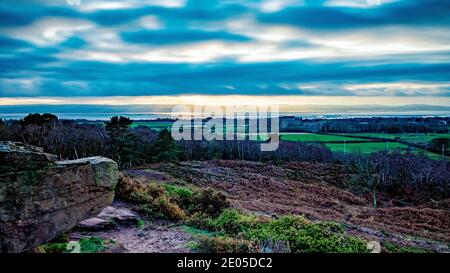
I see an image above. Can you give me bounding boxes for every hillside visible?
[110,160,450,253]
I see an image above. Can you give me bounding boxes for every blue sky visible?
[0,0,449,105]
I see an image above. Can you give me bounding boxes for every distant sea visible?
[0,104,449,120]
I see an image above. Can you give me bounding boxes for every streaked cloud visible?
[0,0,449,102]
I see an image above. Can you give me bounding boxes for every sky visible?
[0,0,449,107]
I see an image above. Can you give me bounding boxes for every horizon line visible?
[1,95,450,107]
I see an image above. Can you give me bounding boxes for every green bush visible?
[41,242,68,253]
[383,242,431,253]
[164,184,193,198]
[79,237,108,253]
[188,210,368,253]
[212,209,259,235]
[197,235,260,253]
[41,237,111,253]
[248,219,367,253]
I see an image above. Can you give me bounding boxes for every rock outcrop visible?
[77,205,139,231]
[0,142,119,253]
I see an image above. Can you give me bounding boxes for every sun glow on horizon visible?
[0,95,449,107]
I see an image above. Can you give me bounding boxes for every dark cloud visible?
[0,1,81,27]
[0,0,449,98]
[1,58,449,97]
[121,29,250,44]
[0,36,33,49]
[258,0,450,29]
[88,2,248,26]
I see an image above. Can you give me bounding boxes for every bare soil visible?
[72,220,193,253]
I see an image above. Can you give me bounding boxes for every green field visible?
[131,121,250,134]
[280,133,363,142]
[128,125,447,159]
[325,142,410,154]
[131,121,173,129]
[276,132,447,159]
[339,133,450,144]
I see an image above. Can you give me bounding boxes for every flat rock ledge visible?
[77,206,139,231]
[0,142,119,253]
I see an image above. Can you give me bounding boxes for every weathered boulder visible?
[0,142,119,253]
[0,141,58,173]
[77,205,139,230]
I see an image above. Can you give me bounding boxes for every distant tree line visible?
[0,114,162,169]
[281,117,449,133]
[1,113,449,204]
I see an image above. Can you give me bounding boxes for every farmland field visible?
[280,133,363,142]
[339,133,450,144]
[130,121,172,129]
[129,124,447,158]
[276,133,447,159]
[325,142,410,154]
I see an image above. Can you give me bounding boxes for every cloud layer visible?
[0,0,449,99]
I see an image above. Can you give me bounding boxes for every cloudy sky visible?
[0,0,449,106]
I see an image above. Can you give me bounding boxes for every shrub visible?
[250,217,367,253]
[188,188,229,217]
[383,242,431,253]
[41,242,68,253]
[212,209,259,235]
[259,239,291,253]
[186,212,217,230]
[196,236,260,253]
[115,174,151,203]
[347,152,450,204]
[116,174,185,220]
[187,210,368,253]
[41,237,112,253]
[164,184,194,210]
[115,174,228,220]
[79,237,108,253]
[164,184,193,198]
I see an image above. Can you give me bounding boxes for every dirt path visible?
[71,201,194,253]
[85,223,193,253]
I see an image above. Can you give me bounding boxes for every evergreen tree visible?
[151,128,180,162]
[105,116,144,169]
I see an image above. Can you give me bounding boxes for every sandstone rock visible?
[367,241,381,253]
[0,142,119,253]
[97,206,138,224]
[77,217,112,230]
[0,141,58,173]
[77,206,139,231]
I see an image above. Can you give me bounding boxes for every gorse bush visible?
[115,174,229,220]
[164,184,194,198]
[209,209,259,235]
[247,218,367,253]
[116,174,184,220]
[140,196,186,220]
[189,188,229,218]
[188,209,368,253]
